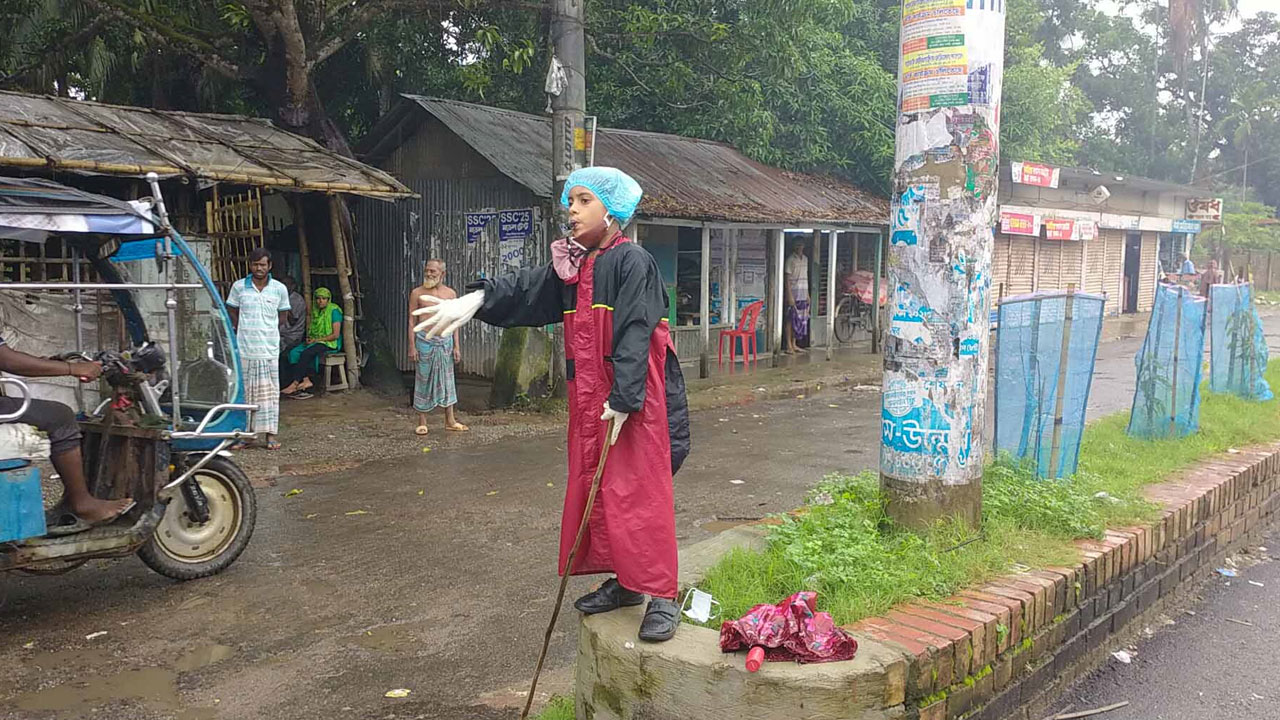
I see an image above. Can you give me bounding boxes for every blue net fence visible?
[994,290,1106,479]
[1128,284,1207,440]
[1209,282,1272,402]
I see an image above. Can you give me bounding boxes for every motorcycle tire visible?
[138,456,257,581]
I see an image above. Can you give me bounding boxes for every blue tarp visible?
[995,290,1106,478]
[1128,284,1207,439]
[110,238,185,262]
[1209,282,1272,402]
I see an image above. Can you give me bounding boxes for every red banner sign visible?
[1011,161,1060,188]
[1000,211,1037,236]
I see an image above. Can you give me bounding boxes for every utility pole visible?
[549,0,587,221]
[492,0,586,409]
[881,0,1007,530]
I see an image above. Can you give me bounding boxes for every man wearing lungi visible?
[408,259,468,436]
[226,247,290,450]
[784,238,811,352]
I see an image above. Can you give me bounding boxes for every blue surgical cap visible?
[560,167,644,225]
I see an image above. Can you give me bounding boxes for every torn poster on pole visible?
[883,0,1006,502]
[994,290,1105,479]
[1209,283,1272,402]
[1127,284,1207,440]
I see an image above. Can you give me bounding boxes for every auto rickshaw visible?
[0,173,257,579]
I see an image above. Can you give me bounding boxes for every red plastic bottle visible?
[746,646,765,672]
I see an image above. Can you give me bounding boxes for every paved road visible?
[1045,524,1279,720]
[1,310,1278,719]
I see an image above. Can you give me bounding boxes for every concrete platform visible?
[574,605,907,720]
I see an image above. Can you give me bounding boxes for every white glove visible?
[600,401,629,446]
[412,290,485,338]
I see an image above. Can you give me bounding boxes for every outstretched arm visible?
[414,265,569,339]
[468,264,568,328]
[0,346,101,380]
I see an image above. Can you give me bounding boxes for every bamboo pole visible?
[825,230,837,360]
[870,229,883,355]
[1170,287,1182,438]
[1047,285,1076,478]
[699,225,711,378]
[291,195,313,301]
[328,195,361,388]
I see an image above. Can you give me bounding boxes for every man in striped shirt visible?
[226,247,290,450]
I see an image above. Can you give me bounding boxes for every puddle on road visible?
[23,647,110,670]
[177,596,212,611]
[175,644,235,672]
[11,644,234,716]
[353,624,425,653]
[700,519,748,534]
[12,667,179,713]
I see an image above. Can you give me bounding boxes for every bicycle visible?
[833,292,871,343]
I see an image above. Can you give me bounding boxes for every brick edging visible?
[843,442,1280,720]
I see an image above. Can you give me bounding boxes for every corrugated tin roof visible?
[368,95,887,225]
[1004,161,1206,196]
[0,91,413,199]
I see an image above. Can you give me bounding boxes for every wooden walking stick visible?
[519,419,615,720]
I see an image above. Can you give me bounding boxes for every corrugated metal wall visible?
[354,177,549,376]
[1138,231,1158,313]
[1084,237,1107,297]
[1102,230,1125,313]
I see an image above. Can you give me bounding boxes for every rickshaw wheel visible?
[138,457,257,580]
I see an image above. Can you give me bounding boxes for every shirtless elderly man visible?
[407,259,468,435]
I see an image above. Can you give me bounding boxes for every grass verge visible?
[531,695,574,720]
[695,361,1280,628]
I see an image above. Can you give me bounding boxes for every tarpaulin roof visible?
[359,95,888,226]
[0,91,412,199]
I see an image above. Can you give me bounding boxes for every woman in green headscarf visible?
[281,287,343,398]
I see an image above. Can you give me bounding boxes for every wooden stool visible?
[322,354,349,393]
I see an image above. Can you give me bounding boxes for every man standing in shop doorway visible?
[784,239,810,353]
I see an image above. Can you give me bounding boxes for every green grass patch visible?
[695,361,1280,628]
[531,695,574,720]
[1254,290,1280,306]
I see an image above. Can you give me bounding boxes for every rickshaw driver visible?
[0,337,136,526]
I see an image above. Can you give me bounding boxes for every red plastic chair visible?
[718,300,765,372]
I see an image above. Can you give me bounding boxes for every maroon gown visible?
[470,234,690,598]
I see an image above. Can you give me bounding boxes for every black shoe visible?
[574,578,645,615]
[638,598,680,642]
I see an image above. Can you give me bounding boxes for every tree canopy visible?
[0,0,1276,217]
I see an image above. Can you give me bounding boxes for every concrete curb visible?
[573,441,1280,720]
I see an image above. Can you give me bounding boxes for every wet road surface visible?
[0,391,885,719]
[1045,524,1279,720]
[2,310,1278,719]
